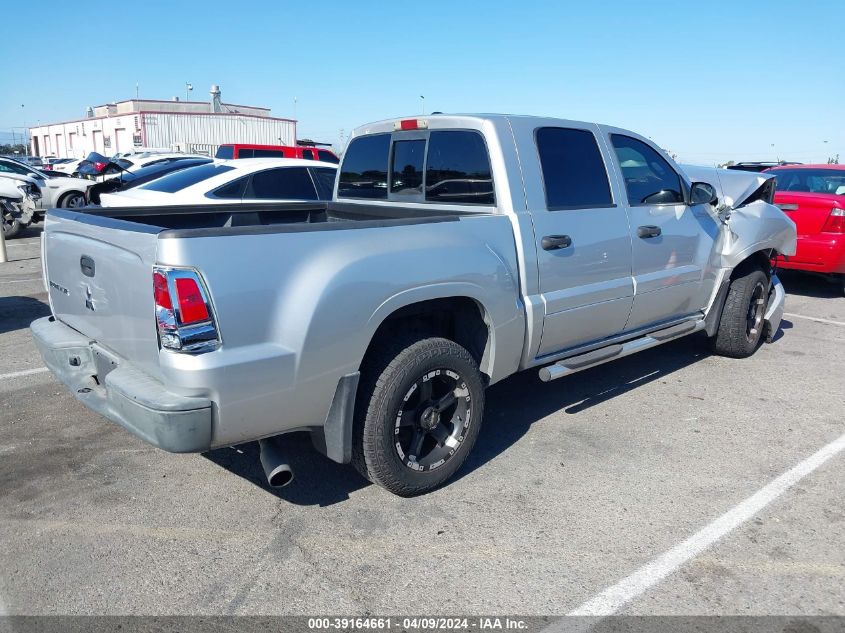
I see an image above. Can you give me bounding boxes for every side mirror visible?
[690,182,718,206]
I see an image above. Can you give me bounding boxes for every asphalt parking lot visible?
[0,225,842,617]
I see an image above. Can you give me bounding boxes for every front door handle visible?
[637,225,662,238]
[541,235,572,250]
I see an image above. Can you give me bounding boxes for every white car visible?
[0,157,92,210]
[99,158,337,207]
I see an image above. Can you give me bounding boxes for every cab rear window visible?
[338,129,494,204]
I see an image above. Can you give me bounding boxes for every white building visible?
[29,85,296,158]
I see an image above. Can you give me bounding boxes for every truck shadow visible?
[457,334,712,483]
[0,296,51,334]
[204,334,717,507]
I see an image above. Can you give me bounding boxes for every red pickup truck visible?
[215,143,339,163]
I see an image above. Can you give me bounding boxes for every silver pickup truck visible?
[32,114,796,496]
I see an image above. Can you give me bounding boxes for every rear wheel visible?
[352,336,485,496]
[710,267,769,358]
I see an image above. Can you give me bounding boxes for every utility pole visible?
[136,82,140,99]
[420,95,425,114]
[293,97,298,121]
[185,82,193,103]
[21,104,27,155]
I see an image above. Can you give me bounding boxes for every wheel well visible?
[361,297,492,382]
[732,249,775,279]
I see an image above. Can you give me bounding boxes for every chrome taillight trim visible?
[153,266,221,353]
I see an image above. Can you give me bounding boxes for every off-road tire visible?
[352,336,485,496]
[710,267,770,358]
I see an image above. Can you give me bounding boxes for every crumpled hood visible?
[682,164,772,208]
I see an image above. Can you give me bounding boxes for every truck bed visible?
[54,201,472,237]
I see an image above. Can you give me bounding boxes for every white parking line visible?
[0,367,48,380]
[0,277,42,285]
[784,312,845,327]
[565,431,845,617]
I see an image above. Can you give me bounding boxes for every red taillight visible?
[153,271,172,309]
[175,277,209,324]
[821,207,845,233]
[93,161,107,172]
[152,267,219,353]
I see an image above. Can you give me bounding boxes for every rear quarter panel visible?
[155,214,525,447]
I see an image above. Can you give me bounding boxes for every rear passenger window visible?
[426,131,494,204]
[301,149,315,160]
[338,134,390,199]
[310,167,337,200]
[237,149,255,159]
[390,140,425,194]
[317,150,339,164]
[212,176,248,199]
[248,167,318,200]
[611,134,683,205]
[536,128,612,209]
[252,149,285,158]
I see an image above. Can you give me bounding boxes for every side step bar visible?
[538,320,704,382]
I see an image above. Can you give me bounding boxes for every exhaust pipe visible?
[258,437,294,488]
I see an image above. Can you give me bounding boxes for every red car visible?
[765,164,845,295]
[214,143,339,163]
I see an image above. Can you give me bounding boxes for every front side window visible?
[338,134,390,199]
[248,167,318,200]
[536,127,612,209]
[390,140,425,194]
[426,131,494,204]
[237,149,255,159]
[611,134,683,205]
[141,164,235,193]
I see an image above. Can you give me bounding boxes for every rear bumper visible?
[30,316,213,452]
[776,234,845,274]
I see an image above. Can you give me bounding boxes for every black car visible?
[86,157,213,204]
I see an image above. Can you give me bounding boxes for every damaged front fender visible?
[683,165,797,268]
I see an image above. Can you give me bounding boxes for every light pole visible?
[420,95,425,114]
[294,97,298,121]
[21,104,27,155]
[185,82,193,102]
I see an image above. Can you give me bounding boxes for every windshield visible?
[769,168,845,195]
[140,163,234,193]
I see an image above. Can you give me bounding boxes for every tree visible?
[827,154,840,165]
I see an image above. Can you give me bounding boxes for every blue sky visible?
[1,0,842,164]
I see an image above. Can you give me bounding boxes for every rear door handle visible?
[541,235,572,250]
[637,225,662,238]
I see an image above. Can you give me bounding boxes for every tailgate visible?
[43,210,163,379]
